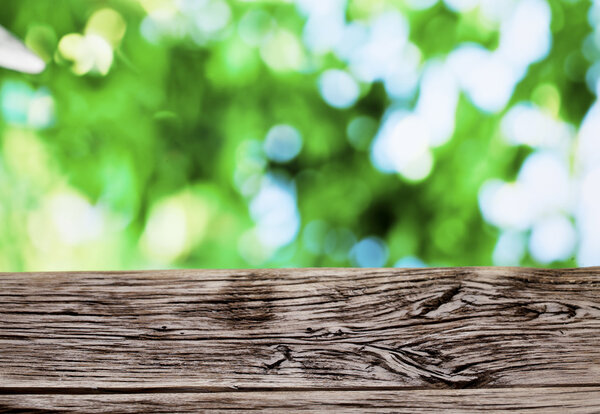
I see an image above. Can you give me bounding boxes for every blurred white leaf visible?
[0,25,45,74]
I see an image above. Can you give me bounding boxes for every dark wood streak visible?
[0,267,599,412]
[216,273,276,329]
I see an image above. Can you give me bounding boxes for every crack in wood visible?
[416,285,462,317]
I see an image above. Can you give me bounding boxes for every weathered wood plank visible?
[0,267,599,390]
[1,388,599,413]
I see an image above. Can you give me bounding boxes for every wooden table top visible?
[1,267,599,412]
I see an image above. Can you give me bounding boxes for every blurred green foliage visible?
[0,0,597,270]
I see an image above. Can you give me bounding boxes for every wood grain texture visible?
[1,387,599,413]
[0,267,599,411]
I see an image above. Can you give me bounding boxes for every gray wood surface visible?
[1,388,599,413]
[0,267,599,412]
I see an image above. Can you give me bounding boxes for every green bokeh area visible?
[0,0,597,271]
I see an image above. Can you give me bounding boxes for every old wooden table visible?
[1,267,599,412]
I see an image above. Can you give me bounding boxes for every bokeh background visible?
[1,0,599,271]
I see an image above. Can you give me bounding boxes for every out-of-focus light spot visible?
[2,129,53,186]
[372,112,421,172]
[234,139,266,196]
[329,10,419,99]
[478,180,534,230]
[448,44,519,113]
[333,22,368,62]
[139,0,231,45]
[497,0,551,70]
[416,61,459,147]
[590,0,600,26]
[447,0,549,115]
[577,102,600,172]
[85,8,127,47]
[140,10,184,44]
[371,112,433,181]
[26,187,126,271]
[318,69,359,109]
[576,168,600,266]
[50,192,104,246]
[349,12,409,83]
[238,9,273,46]
[213,35,260,81]
[350,237,388,267]
[302,6,345,54]
[479,151,572,232]
[347,115,378,150]
[578,168,600,232]
[260,29,305,71]
[582,34,600,63]
[0,81,55,128]
[295,0,346,17]
[585,61,600,95]
[302,220,330,254]
[517,151,572,217]
[249,175,300,249]
[400,150,433,182]
[577,234,600,267]
[493,231,526,265]
[137,0,178,15]
[238,229,270,265]
[192,0,231,35]
[141,199,187,262]
[263,124,303,163]
[576,165,600,266]
[58,33,113,75]
[479,0,517,23]
[28,94,55,129]
[501,103,573,150]
[236,139,266,169]
[382,42,422,99]
[140,191,212,263]
[0,81,32,125]
[529,215,576,264]
[394,256,426,267]
[235,171,263,198]
[444,0,479,13]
